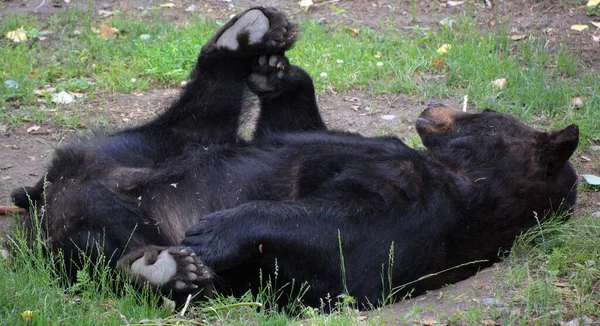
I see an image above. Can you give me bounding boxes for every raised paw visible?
[119,246,213,297]
[202,7,297,55]
[247,54,290,94]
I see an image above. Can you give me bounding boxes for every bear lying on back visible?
[11,7,578,309]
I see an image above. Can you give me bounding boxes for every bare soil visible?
[1,0,599,322]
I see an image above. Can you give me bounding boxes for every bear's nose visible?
[416,106,464,135]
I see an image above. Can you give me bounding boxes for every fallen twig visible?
[35,0,47,10]
[312,0,341,7]
[0,206,26,215]
[179,294,192,317]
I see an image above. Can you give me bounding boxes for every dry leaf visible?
[437,44,451,54]
[571,24,589,31]
[299,0,313,7]
[6,29,27,42]
[414,318,439,326]
[491,78,507,89]
[344,27,360,36]
[555,281,570,288]
[0,164,13,170]
[27,125,41,133]
[480,320,497,326]
[132,92,144,97]
[3,144,19,149]
[510,34,527,41]
[431,58,445,69]
[100,25,118,39]
[588,0,600,7]
[21,311,35,322]
[97,10,114,18]
[33,88,48,96]
[591,21,600,28]
[160,3,175,8]
[571,97,584,108]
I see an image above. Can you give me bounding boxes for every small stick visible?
[35,0,47,10]
[180,294,192,317]
[462,95,468,112]
[312,0,341,6]
[0,206,26,215]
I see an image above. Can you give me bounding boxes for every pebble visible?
[380,115,396,121]
[140,34,151,40]
[318,17,328,25]
[185,5,197,12]
[590,145,600,152]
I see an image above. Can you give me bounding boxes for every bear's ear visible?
[537,124,579,177]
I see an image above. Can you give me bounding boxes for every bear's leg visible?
[177,201,354,305]
[151,7,298,144]
[247,54,326,138]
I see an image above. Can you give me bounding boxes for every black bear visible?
[10,7,579,309]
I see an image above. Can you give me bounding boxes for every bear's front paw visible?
[181,212,260,272]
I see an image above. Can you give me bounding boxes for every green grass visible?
[1,3,600,325]
[0,211,373,325]
[451,216,600,325]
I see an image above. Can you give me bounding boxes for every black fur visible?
[10,7,578,309]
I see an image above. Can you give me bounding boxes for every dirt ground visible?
[1,0,599,323]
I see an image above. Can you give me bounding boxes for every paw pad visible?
[216,9,270,51]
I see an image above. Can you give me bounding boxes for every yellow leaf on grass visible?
[344,27,360,36]
[299,0,313,7]
[414,318,438,326]
[587,0,600,7]
[437,43,451,54]
[6,29,27,42]
[21,310,35,322]
[571,24,589,31]
[99,25,118,39]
